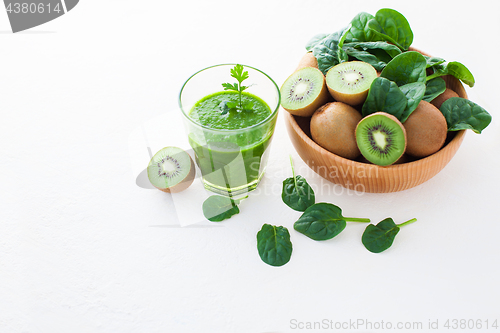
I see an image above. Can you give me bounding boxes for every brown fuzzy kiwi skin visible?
[295,52,318,71]
[155,155,196,193]
[281,68,330,117]
[355,112,407,166]
[430,88,459,109]
[310,102,362,159]
[403,101,448,158]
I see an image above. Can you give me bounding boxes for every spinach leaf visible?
[362,217,417,253]
[282,156,315,212]
[424,55,446,68]
[346,41,402,58]
[367,8,413,51]
[427,61,475,88]
[422,77,446,102]
[344,12,374,43]
[439,97,492,133]
[446,62,475,88]
[343,41,401,71]
[380,51,427,86]
[294,203,370,241]
[305,33,329,52]
[202,195,239,222]
[257,224,293,267]
[399,82,426,122]
[312,27,349,75]
[343,45,389,71]
[362,77,407,119]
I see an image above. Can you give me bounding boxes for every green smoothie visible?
[188,90,275,192]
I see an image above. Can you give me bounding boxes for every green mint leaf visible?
[257,224,293,267]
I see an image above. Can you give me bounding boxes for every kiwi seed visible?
[326,61,377,106]
[355,112,407,166]
[310,102,362,159]
[430,88,459,109]
[403,101,448,158]
[280,67,329,117]
[147,147,195,193]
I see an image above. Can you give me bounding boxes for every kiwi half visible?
[280,67,329,117]
[326,61,377,106]
[355,112,407,166]
[147,147,195,193]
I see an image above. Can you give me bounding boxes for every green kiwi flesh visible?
[280,67,329,117]
[355,112,407,166]
[147,147,195,193]
[326,61,377,106]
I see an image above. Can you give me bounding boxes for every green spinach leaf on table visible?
[294,203,370,241]
[362,217,416,253]
[257,224,293,267]
[202,195,239,222]
[282,157,315,212]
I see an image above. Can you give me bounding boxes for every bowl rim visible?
[285,111,466,171]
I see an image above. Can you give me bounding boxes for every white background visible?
[1,1,500,332]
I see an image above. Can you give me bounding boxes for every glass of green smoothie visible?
[179,64,280,197]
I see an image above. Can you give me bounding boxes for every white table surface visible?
[1,1,499,332]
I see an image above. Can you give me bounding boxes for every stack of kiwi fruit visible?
[280,54,452,167]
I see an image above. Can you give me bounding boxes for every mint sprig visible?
[220,64,253,113]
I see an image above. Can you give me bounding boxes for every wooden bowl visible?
[284,51,467,193]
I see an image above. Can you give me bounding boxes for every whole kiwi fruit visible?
[403,100,448,158]
[310,102,362,159]
[295,52,318,71]
[431,88,459,109]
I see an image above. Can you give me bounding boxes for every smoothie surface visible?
[189,91,271,130]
